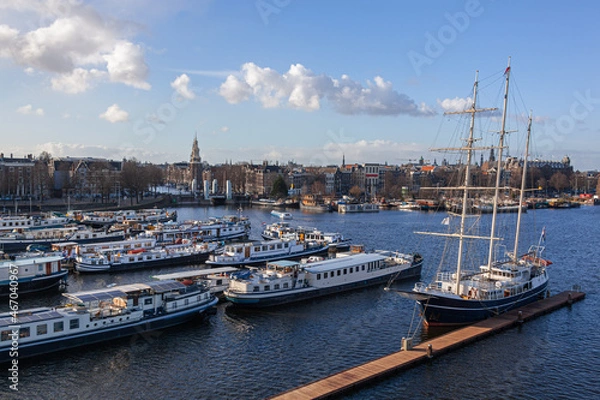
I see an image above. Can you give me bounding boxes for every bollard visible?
[567,292,573,305]
[517,310,523,323]
[426,344,433,358]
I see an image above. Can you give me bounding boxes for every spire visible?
[342,153,345,166]
[190,134,201,164]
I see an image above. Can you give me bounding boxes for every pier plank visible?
[270,291,585,400]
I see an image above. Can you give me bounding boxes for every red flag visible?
[504,66,511,75]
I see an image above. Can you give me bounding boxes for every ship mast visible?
[486,57,511,273]
[513,111,532,261]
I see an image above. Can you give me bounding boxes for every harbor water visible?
[1,205,598,399]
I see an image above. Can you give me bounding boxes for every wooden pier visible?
[270,290,585,400]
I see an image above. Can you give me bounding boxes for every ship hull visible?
[75,252,211,273]
[417,280,549,326]
[0,270,68,296]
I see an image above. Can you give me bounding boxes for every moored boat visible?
[74,241,219,273]
[261,222,351,251]
[270,210,293,220]
[223,246,423,307]
[399,61,550,326]
[206,238,329,267]
[0,279,217,363]
[0,254,66,296]
[152,266,240,297]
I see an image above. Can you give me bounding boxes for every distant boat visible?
[261,222,351,251]
[0,213,70,232]
[0,278,217,363]
[152,266,240,297]
[270,210,292,220]
[337,202,379,213]
[224,245,423,307]
[299,194,331,212]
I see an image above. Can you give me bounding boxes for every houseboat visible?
[0,279,217,363]
[299,194,331,212]
[261,222,350,251]
[337,202,380,213]
[0,226,126,253]
[143,218,249,245]
[0,254,66,296]
[270,210,293,220]
[223,246,423,307]
[74,241,219,273]
[206,238,329,267]
[0,213,70,232]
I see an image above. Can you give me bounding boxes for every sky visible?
[1,0,599,170]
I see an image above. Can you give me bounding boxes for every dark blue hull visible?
[0,298,217,364]
[227,262,422,308]
[417,281,549,326]
[0,270,68,296]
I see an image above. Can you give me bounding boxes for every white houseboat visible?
[223,246,423,307]
[144,218,249,245]
[0,254,66,296]
[152,266,240,297]
[261,222,350,251]
[0,279,217,363]
[0,213,70,232]
[206,238,329,267]
[337,202,380,213]
[74,241,219,273]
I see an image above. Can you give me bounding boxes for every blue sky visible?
[2,0,599,170]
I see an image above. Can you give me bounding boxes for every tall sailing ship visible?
[402,60,550,326]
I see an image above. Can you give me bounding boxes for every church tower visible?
[189,134,202,192]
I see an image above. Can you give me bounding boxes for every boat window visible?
[37,324,48,335]
[274,284,280,289]
[317,274,321,280]
[54,321,64,332]
[1,330,11,341]
[185,299,189,305]
[20,327,30,338]
[69,319,79,329]
[262,245,268,251]
[324,272,328,278]
[253,286,260,292]
[344,269,347,275]
[254,246,260,251]
[337,270,341,276]
[349,267,353,273]
[264,285,270,291]
[283,283,289,288]
[144,298,153,305]
[362,265,365,271]
[277,244,282,249]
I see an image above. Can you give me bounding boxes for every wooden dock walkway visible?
[269,290,585,400]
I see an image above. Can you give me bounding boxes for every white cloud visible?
[219,62,436,116]
[220,126,229,133]
[437,97,472,113]
[51,68,107,94]
[16,104,44,116]
[170,74,195,100]
[0,1,150,93]
[99,104,129,123]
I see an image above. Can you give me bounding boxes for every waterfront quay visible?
[271,290,585,400]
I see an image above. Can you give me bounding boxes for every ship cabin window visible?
[349,267,353,273]
[283,283,289,288]
[37,324,48,335]
[269,245,275,250]
[337,270,341,276]
[274,284,280,289]
[264,285,270,291]
[69,319,79,329]
[38,265,43,272]
[20,327,30,338]
[54,321,64,332]
[184,299,189,305]
[344,269,347,275]
[254,246,260,252]
[284,243,289,248]
[253,286,260,292]
[362,265,365,271]
[144,298,153,305]
[317,274,321,280]
[262,245,268,251]
[1,330,11,341]
[324,272,328,278]
[277,244,282,249]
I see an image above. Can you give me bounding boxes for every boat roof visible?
[267,260,300,268]
[0,254,64,266]
[63,280,187,303]
[151,267,239,280]
[0,308,63,329]
[303,252,385,273]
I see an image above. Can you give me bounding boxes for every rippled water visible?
[1,205,598,399]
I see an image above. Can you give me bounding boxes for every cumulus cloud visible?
[0,1,151,93]
[437,97,473,113]
[170,74,195,100]
[16,104,44,116]
[99,104,129,123]
[219,62,436,117]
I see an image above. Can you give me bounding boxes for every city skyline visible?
[2,1,599,170]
